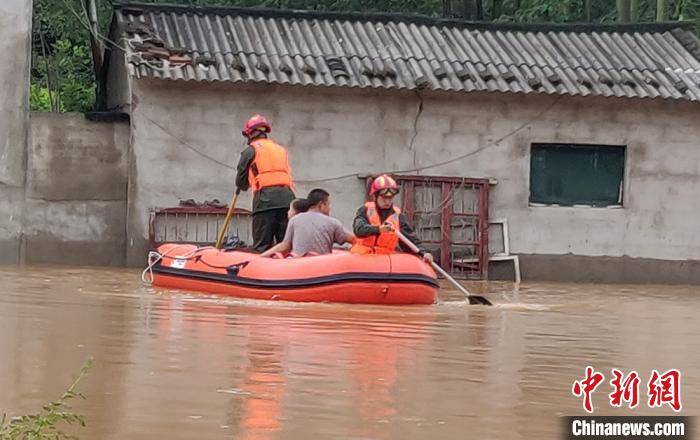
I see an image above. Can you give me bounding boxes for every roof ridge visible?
[114,1,695,34]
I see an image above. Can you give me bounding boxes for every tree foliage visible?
[31,0,114,112]
[31,0,700,112]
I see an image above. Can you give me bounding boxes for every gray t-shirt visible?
[283,211,353,256]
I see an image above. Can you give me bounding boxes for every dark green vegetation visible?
[0,359,93,440]
[32,0,700,112]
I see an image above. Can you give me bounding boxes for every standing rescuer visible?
[351,174,433,263]
[235,114,295,252]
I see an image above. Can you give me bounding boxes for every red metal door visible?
[367,175,490,279]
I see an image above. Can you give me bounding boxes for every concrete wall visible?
[128,79,700,282]
[0,0,32,263]
[0,185,26,264]
[0,113,129,266]
[24,114,129,265]
[0,0,32,188]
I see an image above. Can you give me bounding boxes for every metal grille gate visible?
[148,204,253,249]
[366,175,490,279]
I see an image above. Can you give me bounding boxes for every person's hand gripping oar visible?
[396,230,493,306]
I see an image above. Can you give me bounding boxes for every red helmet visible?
[370,174,399,196]
[242,114,271,138]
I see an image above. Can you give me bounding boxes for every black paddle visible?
[396,230,493,306]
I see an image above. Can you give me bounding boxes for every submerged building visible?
[4,2,700,283]
[102,3,700,282]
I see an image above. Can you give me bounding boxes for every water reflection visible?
[0,266,698,439]
[148,296,439,440]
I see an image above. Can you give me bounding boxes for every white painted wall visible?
[127,79,700,266]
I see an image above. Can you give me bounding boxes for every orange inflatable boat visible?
[148,244,438,305]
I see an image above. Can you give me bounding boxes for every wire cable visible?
[61,0,563,184]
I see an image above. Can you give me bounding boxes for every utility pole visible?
[616,0,631,23]
[656,0,667,21]
[630,0,639,22]
[85,0,103,78]
[585,0,592,22]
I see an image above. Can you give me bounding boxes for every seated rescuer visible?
[235,114,295,253]
[351,175,434,263]
[260,189,356,258]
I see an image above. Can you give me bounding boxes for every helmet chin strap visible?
[245,130,267,142]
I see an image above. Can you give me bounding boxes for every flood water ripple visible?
[0,265,698,439]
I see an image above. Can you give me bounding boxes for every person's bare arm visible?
[344,233,357,244]
[333,219,357,246]
[260,241,291,258]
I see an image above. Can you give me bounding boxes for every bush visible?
[0,359,93,440]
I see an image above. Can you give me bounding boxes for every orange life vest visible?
[351,202,401,255]
[247,139,293,193]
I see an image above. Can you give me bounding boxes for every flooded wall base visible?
[510,254,700,285]
[22,114,129,266]
[0,184,24,263]
[0,114,129,267]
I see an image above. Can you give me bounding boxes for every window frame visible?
[528,142,627,209]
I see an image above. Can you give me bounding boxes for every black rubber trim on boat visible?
[152,264,440,289]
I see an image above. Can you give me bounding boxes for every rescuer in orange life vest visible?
[351,175,433,263]
[235,115,295,252]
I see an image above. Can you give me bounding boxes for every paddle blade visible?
[468,295,493,306]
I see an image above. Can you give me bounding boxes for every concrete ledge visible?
[24,236,125,266]
[503,254,700,285]
[0,239,20,264]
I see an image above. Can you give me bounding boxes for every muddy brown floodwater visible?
[0,265,698,439]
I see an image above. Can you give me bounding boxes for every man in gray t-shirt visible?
[282,211,353,256]
[260,189,355,257]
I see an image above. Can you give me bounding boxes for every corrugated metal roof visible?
[111,2,700,101]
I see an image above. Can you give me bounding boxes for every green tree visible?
[31,0,112,112]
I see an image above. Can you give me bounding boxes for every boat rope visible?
[141,245,214,285]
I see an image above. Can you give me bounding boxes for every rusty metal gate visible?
[367,175,490,279]
[148,202,252,249]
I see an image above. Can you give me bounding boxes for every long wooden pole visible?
[215,190,240,250]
